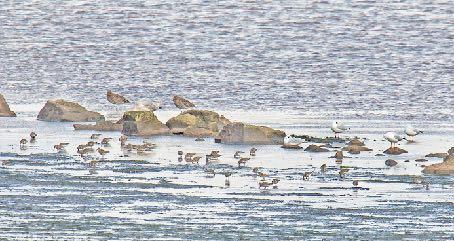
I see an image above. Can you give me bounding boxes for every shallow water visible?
[1,107,453,240]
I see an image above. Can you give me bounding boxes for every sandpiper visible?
[339,168,349,179]
[30,132,37,142]
[258,172,268,181]
[20,139,28,146]
[320,164,327,173]
[101,137,113,146]
[303,168,316,180]
[250,148,257,156]
[238,157,250,167]
[90,134,102,139]
[97,148,109,158]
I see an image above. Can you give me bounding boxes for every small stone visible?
[385,159,398,167]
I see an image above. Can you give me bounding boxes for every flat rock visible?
[347,138,365,146]
[282,144,303,149]
[292,135,347,143]
[342,145,372,154]
[304,144,329,152]
[423,154,454,175]
[122,111,169,136]
[37,99,104,122]
[0,94,16,117]
[74,120,123,132]
[166,110,230,137]
[383,147,408,155]
[217,122,286,145]
[425,153,448,158]
[385,159,398,167]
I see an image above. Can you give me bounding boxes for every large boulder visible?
[37,99,104,122]
[216,122,286,145]
[122,111,169,136]
[423,154,454,175]
[384,147,408,155]
[74,120,123,132]
[166,110,231,137]
[0,94,16,117]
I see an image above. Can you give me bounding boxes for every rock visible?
[304,144,329,152]
[347,138,365,146]
[385,159,398,167]
[282,144,303,149]
[448,147,454,155]
[0,94,16,117]
[342,145,372,154]
[107,90,129,104]
[334,151,344,159]
[292,135,346,143]
[183,127,213,137]
[425,153,448,158]
[375,154,385,156]
[415,159,428,162]
[73,120,123,132]
[37,99,104,122]
[423,154,454,175]
[383,147,408,155]
[173,95,195,109]
[216,122,286,145]
[122,111,169,136]
[166,110,231,137]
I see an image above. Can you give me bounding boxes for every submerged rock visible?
[385,159,398,167]
[166,110,231,137]
[173,95,195,109]
[425,153,448,158]
[304,144,329,152]
[0,94,16,117]
[74,120,123,132]
[423,154,454,175]
[216,122,285,145]
[383,147,408,155]
[122,111,169,136]
[37,99,104,122]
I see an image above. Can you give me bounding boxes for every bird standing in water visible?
[383,132,406,148]
[331,122,349,138]
[30,132,37,143]
[405,125,423,142]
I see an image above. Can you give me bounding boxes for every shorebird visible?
[20,139,28,146]
[210,151,221,160]
[78,148,92,157]
[259,179,280,189]
[90,134,102,139]
[258,172,268,181]
[86,141,96,147]
[101,138,113,146]
[383,132,406,148]
[250,148,257,156]
[352,180,359,187]
[223,172,231,187]
[204,168,216,177]
[252,167,260,174]
[238,157,250,167]
[173,95,195,111]
[177,150,183,156]
[320,164,327,173]
[339,168,349,179]
[97,148,109,158]
[233,151,243,159]
[54,144,65,151]
[284,135,305,147]
[405,125,423,141]
[30,132,37,142]
[134,100,161,112]
[107,90,130,104]
[119,135,128,146]
[331,121,349,138]
[303,168,316,180]
[185,153,196,162]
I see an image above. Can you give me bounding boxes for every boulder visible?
[182,127,213,137]
[73,120,123,132]
[342,145,372,154]
[216,122,286,145]
[423,154,454,175]
[425,153,448,158]
[166,110,231,137]
[122,111,169,136]
[173,95,195,109]
[304,144,329,152]
[385,159,398,167]
[0,94,16,117]
[383,147,408,155]
[347,138,365,146]
[37,99,104,122]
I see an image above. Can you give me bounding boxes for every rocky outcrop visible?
[173,95,195,109]
[73,120,123,132]
[304,144,329,152]
[385,159,398,167]
[423,154,454,175]
[216,122,286,145]
[37,99,104,122]
[0,94,16,117]
[122,111,169,136]
[425,153,448,158]
[166,110,231,137]
[384,147,408,155]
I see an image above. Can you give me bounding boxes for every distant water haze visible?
[0,0,452,121]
